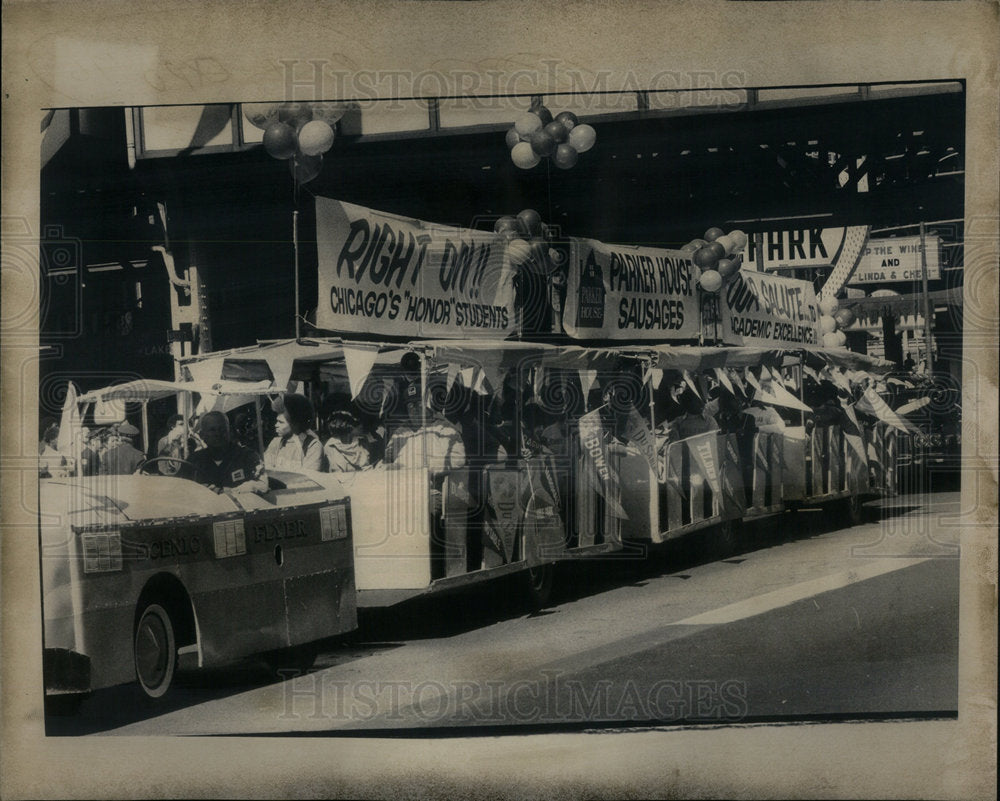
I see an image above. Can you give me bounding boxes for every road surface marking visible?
[673,558,929,626]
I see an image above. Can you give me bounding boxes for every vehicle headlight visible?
[82,531,122,573]
[213,519,246,558]
[320,504,348,541]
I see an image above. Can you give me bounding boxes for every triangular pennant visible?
[577,409,628,519]
[769,381,813,413]
[445,362,460,394]
[729,369,747,396]
[649,368,664,390]
[803,364,820,382]
[863,387,916,433]
[185,357,223,388]
[342,343,380,400]
[478,356,505,395]
[533,364,546,398]
[687,432,723,496]
[713,367,735,396]
[459,366,476,388]
[578,369,598,398]
[265,356,295,394]
[472,368,489,395]
[623,405,657,474]
[682,370,701,398]
[57,381,80,454]
[896,396,931,416]
[829,368,852,393]
[744,367,761,392]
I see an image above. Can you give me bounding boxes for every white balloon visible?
[822,332,841,348]
[511,141,540,169]
[819,296,840,316]
[834,330,847,346]
[507,238,532,265]
[514,113,543,139]
[700,270,723,293]
[819,315,838,334]
[568,124,596,153]
[715,234,736,255]
[298,120,335,156]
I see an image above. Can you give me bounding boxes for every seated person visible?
[38,422,66,478]
[385,376,466,516]
[384,377,466,474]
[263,393,326,472]
[673,389,720,440]
[188,411,268,494]
[100,422,145,475]
[323,410,374,472]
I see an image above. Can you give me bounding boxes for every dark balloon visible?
[529,130,557,157]
[555,111,578,131]
[544,121,569,143]
[516,208,543,238]
[263,122,297,160]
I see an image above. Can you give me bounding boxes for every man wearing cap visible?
[263,393,326,472]
[385,376,466,474]
[323,410,373,472]
[99,422,146,475]
[384,375,467,533]
[188,411,267,494]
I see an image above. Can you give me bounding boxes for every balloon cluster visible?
[681,227,749,293]
[493,209,563,270]
[244,101,347,184]
[506,104,597,170]
[818,297,857,348]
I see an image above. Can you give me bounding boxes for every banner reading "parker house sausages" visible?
[316,199,515,338]
[563,238,700,340]
[720,271,820,347]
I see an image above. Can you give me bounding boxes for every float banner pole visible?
[293,209,301,340]
[919,221,934,371]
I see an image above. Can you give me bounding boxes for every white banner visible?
[563,238,700,340]
[720,271,820,347]
[849,235,941,284]
[316,199,516,338]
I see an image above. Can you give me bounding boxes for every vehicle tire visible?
[710,519,739,559]
[134,603,177,699]
[524,563,554,612]
[264,643,318,677]
[839,492,864,528]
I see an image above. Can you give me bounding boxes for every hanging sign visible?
[720,271,820,347]
[316,199,516,338]
[849,235,941,284]
[741,228,848,271]
[563,238,700,340]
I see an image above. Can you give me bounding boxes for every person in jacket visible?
[263,393,326,472]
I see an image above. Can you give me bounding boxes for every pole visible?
[255,395,266,457]
[293,209,301,340]
[918,221,934,372]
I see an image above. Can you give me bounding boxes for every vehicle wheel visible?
[710,519,739,559]
[524,563,554,612]
[134,603,177,699]
[839,493,864,527]
[265,643,318,677]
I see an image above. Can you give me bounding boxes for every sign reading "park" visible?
[740,228,848,271]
